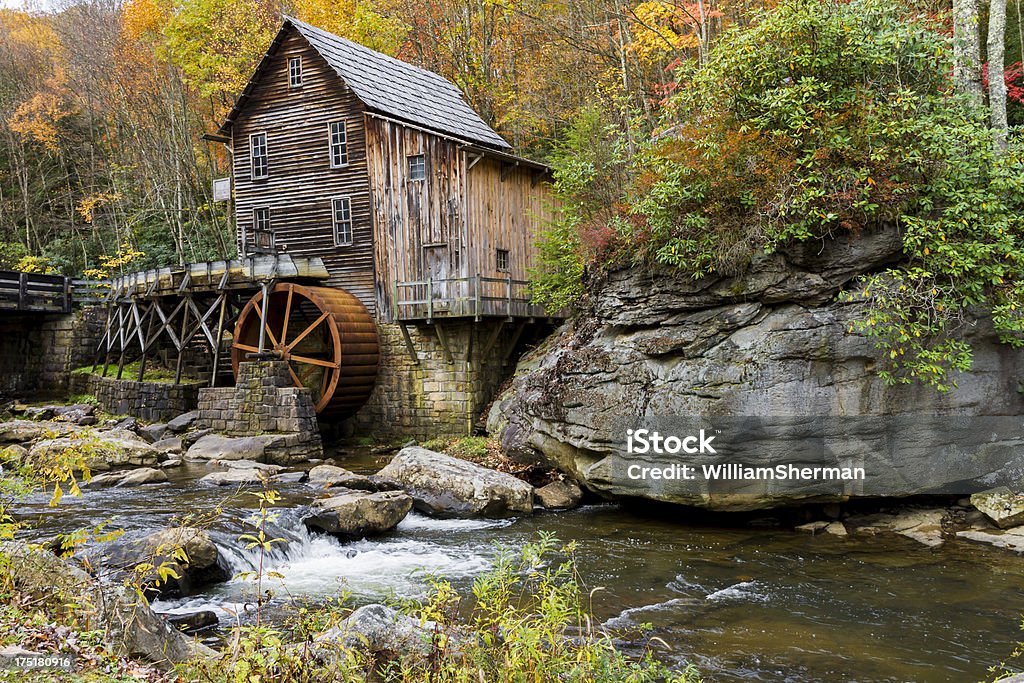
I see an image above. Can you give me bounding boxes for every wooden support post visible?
[434,323,454,365]
[392,280,400,321]
[137,301,155,382]
[174,296,190,384]
[63,277,72,314]
[474,273,481,322]
[398,323,420,365]
[479,321,505,366]
[502,321,527,367]
[426,278,433,324]
[17,272,27,311]
[209,294,228,387]
[506,273,513,321]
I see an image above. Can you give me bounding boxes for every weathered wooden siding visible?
[366,116,466,320]
[366,115,555,321]
[464,156,555,305]
[231,29,377,314]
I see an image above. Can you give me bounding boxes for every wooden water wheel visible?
[231,283,379,417]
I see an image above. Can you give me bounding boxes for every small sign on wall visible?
[213,177,231,202]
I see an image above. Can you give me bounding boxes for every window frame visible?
[249,132,268,180]
[251,206,273,251]
[288,56,303,88]
[331,196,354,247]
[408,154,426,181]
[329,121,349,169]
[496,248,510,273]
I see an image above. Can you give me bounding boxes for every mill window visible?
[496,248,510,272]
[329,121,348,168]
[250,132,268,179]
[332,197,353,246]
[408,154,426,181]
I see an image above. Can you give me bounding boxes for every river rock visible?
[209,458,284,472]
[376,447,533,518]
[308,464,377,490]
[0,419,77,444]
[536,479,583,510]
[487,228,1024,511]
[795,521,830,534]
[152,437,183,455]
[199,469,268,486]
[824,522,848,537]
[84,526,230,596]
[303,489,412,537]
[271,471,308,484]
[971,488,1024,529]
[29,429,159,471]
[138,423,168,443]
[187,434,269,461]
[53,404,97,425]
[957,528,1024,553]
[166,411,199,433]
[159,610,218,634]
[24,406,55,420]
[0,540,214,664]
[86,467,168,488]
[0,443,28,464]
[315,604,450,664]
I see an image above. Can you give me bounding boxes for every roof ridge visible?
[283,15,458,88]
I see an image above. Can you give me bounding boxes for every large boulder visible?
[303,490,412,537]
[971,488,1024,529]
[376,447,533,517]
[185,433,317,465]
[29,430,159,471]
[83,526,230,596]
[487,229,1024,511]
[0,541,214,665]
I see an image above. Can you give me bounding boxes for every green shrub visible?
[544,0,1024,391]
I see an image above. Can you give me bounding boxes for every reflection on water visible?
[11,458,1024,683]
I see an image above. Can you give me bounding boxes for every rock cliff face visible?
[487,226,1024,510]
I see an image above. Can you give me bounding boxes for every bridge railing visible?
[0,271,72,313]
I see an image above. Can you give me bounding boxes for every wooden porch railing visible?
[393,274,549,322]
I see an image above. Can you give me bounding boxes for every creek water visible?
[11,452,1024,683]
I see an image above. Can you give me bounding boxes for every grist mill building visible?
[210,17,560,436]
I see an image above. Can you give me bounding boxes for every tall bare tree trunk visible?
[989,0,1009,152]
[954,0,984,106]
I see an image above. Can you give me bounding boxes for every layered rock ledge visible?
[488,227,1024,510]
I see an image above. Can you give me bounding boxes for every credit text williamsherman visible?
[626,463,866,481]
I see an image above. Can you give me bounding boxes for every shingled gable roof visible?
[218,16,512,151]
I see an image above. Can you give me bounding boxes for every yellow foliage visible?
[14,256,56,274]
[76,192,124,224]
[7,90,71,153]
[83,242,146,280]
[629,1,702,62]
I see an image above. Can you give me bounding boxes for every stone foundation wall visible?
[197,361,322,460]
[69,372,201,422]
[351,320,545,440]
[0,307,105,399]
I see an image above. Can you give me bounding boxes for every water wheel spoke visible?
[290,354,340,369]
[286,364,303,389]
[252,300,280,348]
[286,311,330,351]
[281,285,294,345]
[234,342,261,353]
